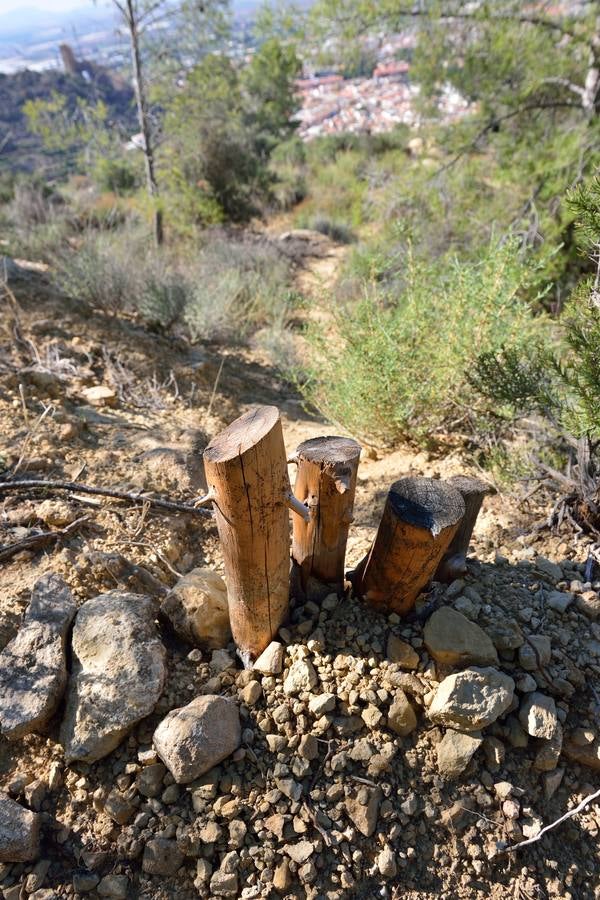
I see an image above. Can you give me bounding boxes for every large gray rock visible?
[0,794,40,861]
[0,574,76,740]
[424,607,498,667]
[60,591,166,763]
[160,568,230,650]
[428,667,515,731]
[153,695,241,784]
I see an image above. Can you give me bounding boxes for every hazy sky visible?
[0,0,110,13]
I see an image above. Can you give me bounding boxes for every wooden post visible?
[203,405,308,665]
[351,477,465,616]
[434,475,493,582]
[291,436,361,599]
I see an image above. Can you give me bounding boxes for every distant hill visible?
[0,61,135,177]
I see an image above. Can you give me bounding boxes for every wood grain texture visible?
[353,477,465,616]
[203,405,291,664]
[291,436,361,598]
[434,475,493,582]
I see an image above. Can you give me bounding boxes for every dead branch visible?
[0,516,89,564]
[500,787,600,853]
[0,478,213,519]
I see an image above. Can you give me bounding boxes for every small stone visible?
[81,385,117,407]
[386,635,419,669]
[276,777,302,801]
[516,674,537,693]
[283,840,314,864]
[283,659,318,696]
[528,635,551,666]
[424,607,498,667]
[387,691,417,736]
[104,789,136,825]
[494,781,513,800]
[36,499,77,527]
[142,838,184,875]
[153,695,241,783]
[486,619,524,652]
[377,846,397,877]
[428,667,515,731]
[534,556,563,581]
[298,734,318,760]
[136,763,166,798]
[308,693,336,715]
[264,814,286,839]
[436,730,482,778]
[240,681,262,705]
[0,795,40,862]
[345,787,381,837]
[546,591,573,613]
[211,649,235,672]
[273,859,292,892]
[362,704,383,728]
[97,874,129,898]
[228,820,246,848]
[518,692,558,739]
[576,591,600,618]
[210,870,238,897]
[73,871,100,893]
[161,568,230,650]
[199,821,222,843]
[253,641,284,675]
[534,725,563,772]
[543,768,565,799]
[502,799,520,819]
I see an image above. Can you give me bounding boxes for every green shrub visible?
[298,240,550,446]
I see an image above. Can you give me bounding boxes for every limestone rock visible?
[377,847,397,877]
[424,607,498,667]
[546,590,573,613]
[283,841,314,864]
[60,591,166,763]
[428,667,515,731]
[153,695,241,783]
[387,691,417,736]
[81,385,117,407]
[436,730,482,778]
[283,659,318,696]
[563,735,600,771]
[0,574,76,740]
[345,786,381,837]
[518,692,558,739]
[386,634,419,669]
[0,795,40,862]
[486,619,524,652]
[576,591,600,619]
[161,568,230,650]
[534,724,563,772]
[142,838,184,876]
[253,641,284,675]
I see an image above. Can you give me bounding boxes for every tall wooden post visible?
[434,475,493,582]
[203,405,308,665]
[291,436,361,599]
[351,477,465,616]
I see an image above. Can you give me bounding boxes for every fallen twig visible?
[499,787,600,853]
[0,516,89,564]
[0,478,213,519]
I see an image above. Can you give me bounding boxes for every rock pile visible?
[0,552,599,898]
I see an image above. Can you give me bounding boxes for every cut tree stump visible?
[203,405,308,664]
[434,475,493,582]
[351,477,465,616]
[291,436,361,599]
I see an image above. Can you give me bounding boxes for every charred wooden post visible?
[291,436,361,599]
[203,405,308,665]
[351,477,465,616]
[434,475,493,582]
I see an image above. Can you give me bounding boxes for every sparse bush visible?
[51,228,296,343]
[298,240,550,445]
